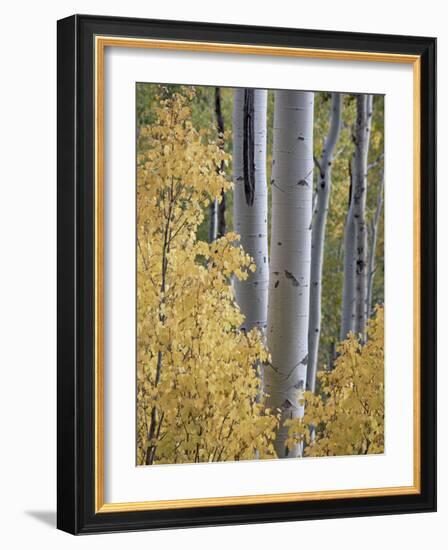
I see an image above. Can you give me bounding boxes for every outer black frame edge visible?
[57,14,437,535]
[57,14,78,535]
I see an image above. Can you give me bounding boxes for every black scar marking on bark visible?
[297,166,314,187]
[278,242,282,246]
[300,354,308,365]
[284,270,300,287]
[243,89,256,206]
[272,181,285,193]
[356,260,366,274]
[282,399,294,410]
[274,280,280,288]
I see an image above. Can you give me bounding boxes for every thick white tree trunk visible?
[233,89,269,334]
[353,94,373,340]
[307,93,342,393]
[266,90,314,458]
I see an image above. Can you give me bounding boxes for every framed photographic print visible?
[57,14,436,534]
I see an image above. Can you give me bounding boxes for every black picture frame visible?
[57,14,436,534]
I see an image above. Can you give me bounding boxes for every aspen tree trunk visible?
[307,93,342,393]
[233,88,269,334]
[367,173,384,317]
[328,341,336,371]
[218,193,227,238]
[340,170,356,340]
[209,87,226,242]
[353,94,373,341]
[209,200,218,242]
[215,87,227,238]
[266,90,314,458]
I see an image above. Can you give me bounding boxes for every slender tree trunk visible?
[367,173,384,317]
[328,341,337,371]
[353,94,373,341]
[145,188,173,465]
[233,89,269,334]
[218,193,227,238]
[340,166,356,340]
[307,93,342,393]
[209,199,218,242]
[266,90,314,458]
[209,88,226,242]
[216,87,227,238]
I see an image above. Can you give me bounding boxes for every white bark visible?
[307,93,342,393]
[340,95,373,341]
[367,173,384,317]
[266,90,314,458]
[233,89,269,333]
[340,172,356,340]
[353,94,373,340]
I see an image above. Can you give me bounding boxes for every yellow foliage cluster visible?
[286,307,384,457]
[137,88,278,465]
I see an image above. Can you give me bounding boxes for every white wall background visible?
[0,0,443,547]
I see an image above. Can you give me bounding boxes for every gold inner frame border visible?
[94,35,421,513]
